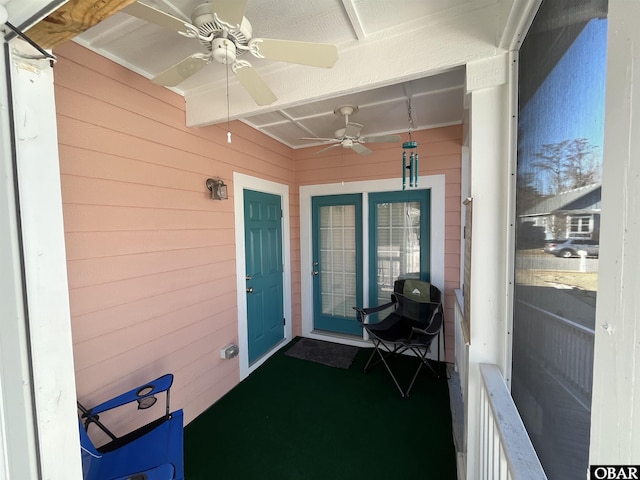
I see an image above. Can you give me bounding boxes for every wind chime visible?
[402,101,419,190]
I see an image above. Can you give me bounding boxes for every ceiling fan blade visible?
[123,2,191,34]
[300,137,340,142]
[344,122,362,138]
[232,62,277,106]
[251,39,338,68]
[211,0,248,27]
[359,134,402,143]
[314,144,342,156]
[351,143,372,156]
[152,55,208,86]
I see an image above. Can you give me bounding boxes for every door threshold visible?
[248,337,291,372]
[307,330,371,348]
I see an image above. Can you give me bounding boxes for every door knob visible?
[246,287,254,293]
[312,271,319,276]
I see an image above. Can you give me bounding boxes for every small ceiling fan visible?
[302,105,402,156]
[123,1,338,106]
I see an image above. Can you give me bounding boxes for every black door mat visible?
[284,338,359,369]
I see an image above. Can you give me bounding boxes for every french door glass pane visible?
[376,201,421,302]
[319,205,357,318]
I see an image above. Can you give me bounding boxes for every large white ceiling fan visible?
[302,105,402,156]
[123,1,339,105]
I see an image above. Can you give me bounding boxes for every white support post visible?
[464,53,514,480]
[3,38,82,479]
[0,40,40,480]
[589,0,640,465]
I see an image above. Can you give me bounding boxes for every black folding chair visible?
[354,279,444,397]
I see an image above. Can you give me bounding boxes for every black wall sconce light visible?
[206,177,228,200]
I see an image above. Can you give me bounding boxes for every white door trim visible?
[233,173,292,380]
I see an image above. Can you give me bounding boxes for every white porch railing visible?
[514,299,595,408]
[453,289,468,460]
[454,290,547,480]
[454,290,469,402]
[479,363,548,480]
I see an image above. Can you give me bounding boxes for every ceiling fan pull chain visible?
[226,42,232,144]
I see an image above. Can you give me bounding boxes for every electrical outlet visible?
[220,344,239,359]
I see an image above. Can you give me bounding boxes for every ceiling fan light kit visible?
[124,1,338,106]
[211,38,236,64]
[301,104,402,157]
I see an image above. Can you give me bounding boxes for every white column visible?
[464,52,515,479]
[0,41,39,480]
[0,38,82,479]
[589,0,640,464]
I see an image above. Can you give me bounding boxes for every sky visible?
[518,18,608,194]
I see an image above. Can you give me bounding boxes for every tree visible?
[563,138,600,188]
[516,170,548,214]
[531,138,600,194]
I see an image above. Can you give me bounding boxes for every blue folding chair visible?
[78,374,184,480]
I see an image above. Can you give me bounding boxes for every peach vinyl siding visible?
[54,41,296,426]
[54,40,460,429]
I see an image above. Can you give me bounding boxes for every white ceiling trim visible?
[72,35,166,87]
[153,0,189,22]
[498,0,542,50]
[340,0,366,41]
[75,15,140,48]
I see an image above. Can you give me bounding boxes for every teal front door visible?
[311,194,363,335]
[244,189,284,363]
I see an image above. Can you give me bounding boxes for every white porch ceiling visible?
[71,0,519,149]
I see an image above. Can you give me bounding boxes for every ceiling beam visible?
[340,0,366,40]
[25,0,138,49]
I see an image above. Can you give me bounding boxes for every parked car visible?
[543,238,599,258]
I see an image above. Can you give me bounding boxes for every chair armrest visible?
[83,374,173,417]
[408,302,443,335]
[353,299,396,321]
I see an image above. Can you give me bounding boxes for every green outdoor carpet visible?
[184,337,457,479]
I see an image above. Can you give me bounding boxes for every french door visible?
[311,189,430,335]
[368,190,431,307]
[311,195,363,335]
